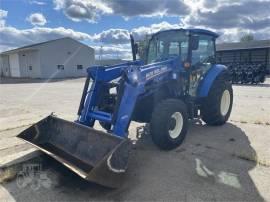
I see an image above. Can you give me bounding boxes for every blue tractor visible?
[18,29,233,188]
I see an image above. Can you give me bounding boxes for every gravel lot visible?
[0,77,269,201]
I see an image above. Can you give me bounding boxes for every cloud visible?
[53,0,112,22]
[53,0,189,22]
[0,9,7,18]
[0,26,92,51]
[0,9,8,27]
[181,0,270,42]
[26,13,47,26]
[106,0,190,18]
[51,0,269,44]
[2,9,177,56]
[0,23,131,59]
[202,0,218,8]
[93,45,131,59]
[93,29,130,44]
[0,9,92,52]
[217,27,270,43]
[92,21,182,45]
[184,0,270,30]
[132,21,182,40]
[29,0,46,5]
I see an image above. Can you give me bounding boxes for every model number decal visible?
[145,66,168,80]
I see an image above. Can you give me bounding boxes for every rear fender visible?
[197,64,228,97]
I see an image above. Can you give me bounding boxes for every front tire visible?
[201,74,233,125]
[150,99,188,150]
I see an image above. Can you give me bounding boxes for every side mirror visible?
[134,43,138,55]
[130,34,138,61]
[190,35,199,50]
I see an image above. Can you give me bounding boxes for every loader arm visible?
[77,60,142,126]
[77,58,179,137]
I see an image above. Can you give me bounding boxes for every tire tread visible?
[201,73,233,125]
[150,99,188,150]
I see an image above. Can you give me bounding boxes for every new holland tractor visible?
[18,29,233,188]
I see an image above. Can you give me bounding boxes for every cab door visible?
[189,35,216,97]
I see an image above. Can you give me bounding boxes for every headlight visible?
[128,71,139,85]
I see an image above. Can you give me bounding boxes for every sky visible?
[0,0,269,59]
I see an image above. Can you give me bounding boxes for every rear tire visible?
[150,99,188,150]
[201,74,233,125]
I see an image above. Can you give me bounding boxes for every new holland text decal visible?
[145,66,169,80]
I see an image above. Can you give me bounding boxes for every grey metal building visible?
[0,37,95,78]
[216,40,270,73]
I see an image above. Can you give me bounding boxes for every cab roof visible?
[152,28,219,38]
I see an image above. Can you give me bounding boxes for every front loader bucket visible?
[17,115,129,188]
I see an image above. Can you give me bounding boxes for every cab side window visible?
[157,41,165,59]
[148,42,157,63]
[181,42,188,61]
[167,41,189,61]
[169,42,179,55]
[192,35,215,65]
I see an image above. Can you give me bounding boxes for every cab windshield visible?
[147,31,189,64]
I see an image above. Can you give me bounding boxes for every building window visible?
[77,65,83,70]
[29,66,32,70]
[57,65,64,70]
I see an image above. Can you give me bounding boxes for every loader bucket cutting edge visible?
[17,115,130,188]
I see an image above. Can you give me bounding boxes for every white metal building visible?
[0,37,95,78]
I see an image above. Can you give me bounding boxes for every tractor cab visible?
[146,30,190,64]
[134,29,219,96]
[141,29,218,67]
[136,29,218,97]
